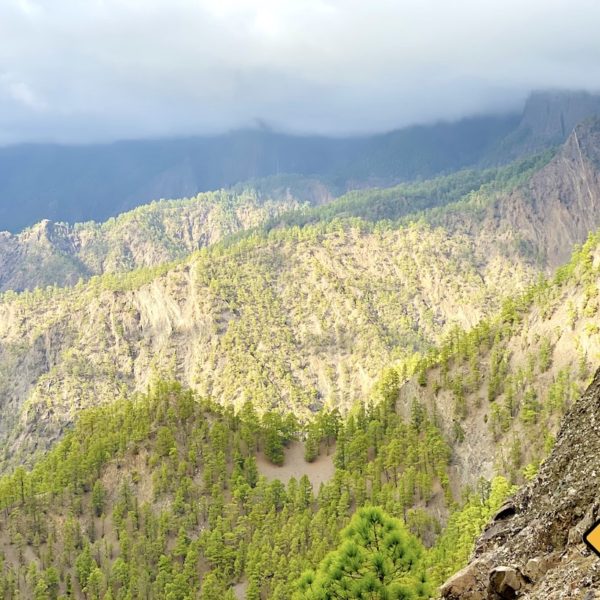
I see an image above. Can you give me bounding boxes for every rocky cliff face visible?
[520,91,600,147]
[440,368,600,599]
[491,91,600,162]
[485,119,600,268]
[398,120,600,275]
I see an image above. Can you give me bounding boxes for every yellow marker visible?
[584,520,600,557]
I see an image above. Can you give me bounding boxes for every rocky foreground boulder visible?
[441,368,600,599]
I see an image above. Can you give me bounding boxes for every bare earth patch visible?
[232,580,248,600]
[256,441,335,489]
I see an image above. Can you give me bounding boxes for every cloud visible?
[3,78,47,111]
[1,0,600,143]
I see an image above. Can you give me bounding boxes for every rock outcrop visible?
[441,368,600,598]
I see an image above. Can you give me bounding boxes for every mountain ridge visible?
[4,90,600,234]
[0,114,517,233]
[0,185,312,293]
[0,163,524,293]
[1,121,600,472]
[5,112,600,296]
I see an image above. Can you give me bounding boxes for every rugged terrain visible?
[481,117,600,268]
[1,121,600,473]
[440,367,600,599]
[0,166,495,292]
[399,229,600,490]
[0,219,535,469]
[1,95,600,600]
[0,185,312,292]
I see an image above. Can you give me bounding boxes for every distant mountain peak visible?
[484,90,600,163]
[519,89,600,144]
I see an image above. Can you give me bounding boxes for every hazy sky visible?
[2,0,600,144]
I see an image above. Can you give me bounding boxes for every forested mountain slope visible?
[0,167,498,293]
[2,123,600,472]
[0,218,536,470]
[267,117,600,273]
[0,231,597,599]
[0,378,507,600]
[0,183,315,293]
[397,230,600,492]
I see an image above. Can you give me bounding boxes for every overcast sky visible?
[1,0,600,144]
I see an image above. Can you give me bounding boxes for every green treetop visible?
[295,506,431,599]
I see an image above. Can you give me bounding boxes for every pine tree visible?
[91,481,106,517]
[295,506,431,599]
